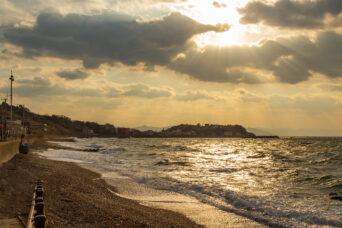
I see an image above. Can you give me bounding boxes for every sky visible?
[0,0,342,135]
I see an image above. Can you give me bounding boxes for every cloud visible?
[168,40,291,83]
[4,10,226,69]
[0,77,64,97]
[213,1,227,8]
[234,88,266,103]
[121,84,173,98]
[170,31,342,84]
[270,95,342,114]
[174,90,219,101]
[4,7,342,85]
[0,76,174,100]
[0,0,31,26]
[239,0,342,29]
[318,83,342,91]
[56,68,90,80]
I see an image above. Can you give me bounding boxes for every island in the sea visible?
[131,124,278,138]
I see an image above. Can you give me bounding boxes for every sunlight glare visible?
[178,0,251,46]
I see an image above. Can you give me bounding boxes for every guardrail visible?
[26,180,46,228]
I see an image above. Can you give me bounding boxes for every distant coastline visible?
[2,104,278,139]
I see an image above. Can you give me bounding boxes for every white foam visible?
[105,177,265,228]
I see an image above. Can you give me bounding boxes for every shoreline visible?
[40,139,266,227]
[0,144,202,227]
[1,138,265,227]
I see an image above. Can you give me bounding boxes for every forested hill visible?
[2,103,116,137]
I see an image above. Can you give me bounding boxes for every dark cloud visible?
[276,31,342,80]
[56,68,90,80]
[4,10,226,69]
[4,8,342,84]
[213,1,227,8]
[170,31,342,84]
[239,0,342,29]
[169,40,291,83]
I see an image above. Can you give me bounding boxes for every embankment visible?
[0,139,20,164]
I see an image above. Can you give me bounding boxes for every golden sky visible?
[1,0,342,135]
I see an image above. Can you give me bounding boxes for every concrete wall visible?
[0,139,20,164]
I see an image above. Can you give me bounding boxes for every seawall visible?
[0,139,20,164]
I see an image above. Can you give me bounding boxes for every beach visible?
[0,143,202,227]
[2,136,341,227]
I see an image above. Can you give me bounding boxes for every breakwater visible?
[0,139,21,164]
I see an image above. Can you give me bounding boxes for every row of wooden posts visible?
[26,180,46,228]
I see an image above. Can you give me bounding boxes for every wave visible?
[144,143,199,152]
[154,159,190,166]
[329,182,342,189]
[209,168,239,173]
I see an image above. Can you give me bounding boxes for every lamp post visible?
[9,70,14,121]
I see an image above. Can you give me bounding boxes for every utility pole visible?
[9,70,14,121]
[22,104,25,122]
[1,98,7,141]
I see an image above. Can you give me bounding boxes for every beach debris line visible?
[26,180,46,228]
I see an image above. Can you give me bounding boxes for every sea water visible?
[41,137,342,227]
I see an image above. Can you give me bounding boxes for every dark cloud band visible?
[3,8,342,84]
[4,9,226,69]
[239,0,342,29]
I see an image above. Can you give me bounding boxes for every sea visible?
[40,137,342,227]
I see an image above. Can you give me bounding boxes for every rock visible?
[330,196,342,201]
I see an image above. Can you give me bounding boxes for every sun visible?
[195,24,248,47]
[177,0,251,46]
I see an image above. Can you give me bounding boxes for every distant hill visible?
[1,103,116,137]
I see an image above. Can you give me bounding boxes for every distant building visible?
[117,128,130,138]
[6,120,24,138]
[104,123,116,134]
[82,126,94,137]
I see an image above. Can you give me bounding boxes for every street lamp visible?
[9,70,14,120]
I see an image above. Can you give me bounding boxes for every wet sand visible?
[0,149,202,227]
